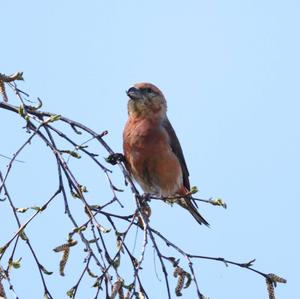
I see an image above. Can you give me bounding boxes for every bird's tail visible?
[179,198,209,226]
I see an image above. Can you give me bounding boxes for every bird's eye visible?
[144,88,153,93]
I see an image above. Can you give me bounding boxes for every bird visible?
[123,82,209,226]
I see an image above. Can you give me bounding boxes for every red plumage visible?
[123,82,209,226]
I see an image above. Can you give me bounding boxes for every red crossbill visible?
[123,82,209,226]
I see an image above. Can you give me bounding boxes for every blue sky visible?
[1,1,299,298]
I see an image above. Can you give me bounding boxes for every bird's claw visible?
[105,153,125,165]
[139,193,152,203]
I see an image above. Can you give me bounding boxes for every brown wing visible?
[163,117,209,225]
[162,117,190,191]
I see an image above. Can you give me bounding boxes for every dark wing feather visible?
[162,117,190,191]
[162,117,208,225]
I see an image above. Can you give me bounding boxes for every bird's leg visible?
[140,192,152,203]
[105,153,125,165]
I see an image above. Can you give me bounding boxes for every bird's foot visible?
[140,192,152,203]
[105,153,125,165]
[136,194,152,228]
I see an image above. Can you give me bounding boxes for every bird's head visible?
[126,83,167,118]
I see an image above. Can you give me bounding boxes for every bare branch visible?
[0,76,286,299]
